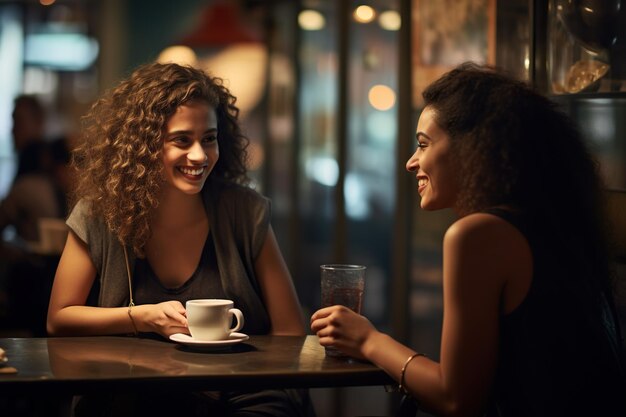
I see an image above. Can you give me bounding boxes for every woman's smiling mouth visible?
[417,176,428,193]
[178,166,206,178]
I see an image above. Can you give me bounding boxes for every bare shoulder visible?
[445,212,525,246]
[444,212,531,277]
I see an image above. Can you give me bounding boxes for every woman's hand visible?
[133,301,188,337]
[310,305,379,360]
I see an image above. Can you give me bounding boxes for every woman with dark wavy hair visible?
[312,62,625,416]
[47,62,313,416]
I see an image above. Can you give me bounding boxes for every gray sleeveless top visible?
[132,232,227,305]
[66,180,272,335]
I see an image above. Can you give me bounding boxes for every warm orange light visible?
[353,5,376,23]
[40,0,56,5]
[200,44,268,114]
[156,46,198,67]
[299,10,325,30]
[379,10,401,31]
[368,84,396,111]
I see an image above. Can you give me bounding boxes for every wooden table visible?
[0,335,394,394]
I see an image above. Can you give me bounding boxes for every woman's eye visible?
[174,137,189,144]
[203,135,217,144]
[417,141,427,149]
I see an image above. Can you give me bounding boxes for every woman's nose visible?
[406,150,418,172]
[188,141,207,162]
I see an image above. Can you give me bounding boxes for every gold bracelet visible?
[127,305,138,336]
[399,352,425,394]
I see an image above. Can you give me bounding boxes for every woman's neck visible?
[151,188,207,231]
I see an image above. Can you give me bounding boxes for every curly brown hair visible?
[72,62,249,256]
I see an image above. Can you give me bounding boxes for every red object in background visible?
[180,1,260,47]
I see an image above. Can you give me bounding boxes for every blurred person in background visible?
[0,98,71,337]
[11,94,47,178]
[0,139,69,244]
[0,96,68,244]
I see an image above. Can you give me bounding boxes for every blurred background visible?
[0,0,625,415]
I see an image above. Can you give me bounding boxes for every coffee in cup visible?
[185,299,244,341]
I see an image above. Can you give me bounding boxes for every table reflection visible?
[0,336,391,394]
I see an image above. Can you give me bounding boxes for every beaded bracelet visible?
[399,352,425,394]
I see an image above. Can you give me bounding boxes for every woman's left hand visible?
[310,305,378,360]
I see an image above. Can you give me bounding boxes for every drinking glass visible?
[320,264,366,357]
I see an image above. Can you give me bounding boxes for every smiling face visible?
[161,100,218,195]
[406,106,460,212]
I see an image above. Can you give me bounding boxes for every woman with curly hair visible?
[47,62,313,416]
[311,62,625,416]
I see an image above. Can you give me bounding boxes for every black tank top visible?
[485,208,625,417]
[132,233,226,306]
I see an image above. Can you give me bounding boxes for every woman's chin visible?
[173,183,205,195]
[420,198,446,211]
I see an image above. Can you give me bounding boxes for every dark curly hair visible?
[422,62,618,331]
[72,62,249,256]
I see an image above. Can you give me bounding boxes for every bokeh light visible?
[353,5,376,23]
[156,45,198,67]
[298,10,325,31]
[368,84,396,111]
[378,10,401,31]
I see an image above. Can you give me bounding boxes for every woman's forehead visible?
[416,107,441,135]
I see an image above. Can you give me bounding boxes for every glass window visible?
[0,5,24,198]
[345,0,400,328]
[294,1,339,313]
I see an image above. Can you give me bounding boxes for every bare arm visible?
[312,214,531,416]
[255,226,306,335]
[391,214,506,415]
[47,230,188,337]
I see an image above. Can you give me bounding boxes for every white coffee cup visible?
[185,299,244,341]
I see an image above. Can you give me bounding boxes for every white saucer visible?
[169,332,249,348]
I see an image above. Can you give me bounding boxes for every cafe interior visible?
[0,0,625,416]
